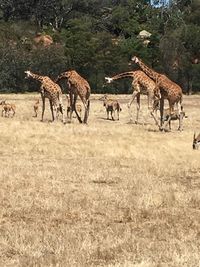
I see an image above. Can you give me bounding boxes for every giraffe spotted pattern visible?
[25,70,66,124]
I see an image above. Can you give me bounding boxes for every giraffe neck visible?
[111,71,135,81]
[137,59,159,80]
[31,73,44,83]
[55,72,68,83]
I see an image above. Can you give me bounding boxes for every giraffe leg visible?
[41,95,45,122]
[150,109,160,129]
[150,98,160,129]
[83,99,90,124]
[58,95,66,124]
[127,90,139,122]
[73,95,82,123]
[87,99,90,117]
[79,97,89,124]
[135,93,140,124]
[81,99,89,124]
[69,92,74,122]
[159,97,164,130]
[49,100,55,121]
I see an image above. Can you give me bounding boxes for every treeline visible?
[0,0,199,94]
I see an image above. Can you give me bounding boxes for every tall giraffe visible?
[55,70,90,124]
[131,56,183,131]
[105,70,161,125]
[25,71,66,123]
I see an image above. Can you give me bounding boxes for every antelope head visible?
[99,94,108,106]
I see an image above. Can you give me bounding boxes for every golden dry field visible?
[0,93,200,267]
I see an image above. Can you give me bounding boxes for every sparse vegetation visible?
[0,93,199,266]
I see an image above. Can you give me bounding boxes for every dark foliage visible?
[0,0,199,93]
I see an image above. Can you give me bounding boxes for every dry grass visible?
[0,93,200,267]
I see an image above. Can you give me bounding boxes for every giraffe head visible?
[105,77,113,83]
[55,71,72,83]
[131,56,139,63]
[193,132,200,150]
[62,71,72,78]
[24,70,33,79]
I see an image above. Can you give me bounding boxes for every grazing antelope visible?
[100,95,122,120]
[0,100,16,117]
[66,95,82,119]
[193,133,200,150]
[33,99,40,117]
[162,108,186,130]
[153,102,186,131]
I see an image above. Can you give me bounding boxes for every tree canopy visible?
[0,0,199,94]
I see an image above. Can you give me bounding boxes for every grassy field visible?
[0,93,200,267]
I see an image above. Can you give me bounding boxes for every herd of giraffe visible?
[24,69,90,124]
[1,56,200,149]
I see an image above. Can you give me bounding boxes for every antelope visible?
[193,133,200,150]
[0,100,16,117]
[33,99,40,117]
[153,101,186,130]
[100,95,122,120]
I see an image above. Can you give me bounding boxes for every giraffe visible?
[105,70,161,125]
[131,56,184,131]
[55,70,90,124]
[24,71,66,123]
